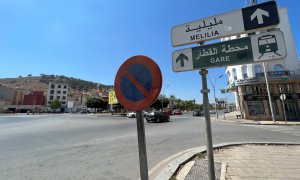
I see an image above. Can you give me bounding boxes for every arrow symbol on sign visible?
[176,53,188,67]
[250,8,269,25]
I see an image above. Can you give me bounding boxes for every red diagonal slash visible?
[123,70,151,98]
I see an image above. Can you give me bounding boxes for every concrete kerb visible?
[152,142,300,180]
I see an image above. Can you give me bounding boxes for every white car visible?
[127,112,136,118]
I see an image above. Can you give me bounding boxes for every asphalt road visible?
[0,113,299,180]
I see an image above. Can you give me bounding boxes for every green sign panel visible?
[172,31,286,72]
[192,37,253,69]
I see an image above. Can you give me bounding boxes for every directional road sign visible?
[114,55,162,111]
[171,1,279,47]
[172,31,286,72]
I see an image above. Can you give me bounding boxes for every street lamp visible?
[161,84,170,111]
[208,74,225,119]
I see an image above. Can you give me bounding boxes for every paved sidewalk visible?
[175,144,300,180]
[213,111,300,125]
[214,144,300,180]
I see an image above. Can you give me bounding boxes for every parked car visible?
[145,111,170,123]
[193,109,204,116]
[80,109,90,114]
[173,109,182,115]
[224,109,230,113]
[127,112,136,118]
[209,110,216,114]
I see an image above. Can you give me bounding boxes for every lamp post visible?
[161,84,169,111]
[208,74,225,119]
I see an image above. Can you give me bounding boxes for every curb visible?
[152,142,300,180]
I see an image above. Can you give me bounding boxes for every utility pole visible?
[161,84,169,111]
[208,74,225,119]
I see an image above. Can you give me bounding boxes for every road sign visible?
[173,31,286,72]
[108,90,118,105]
[114,55,162,111]
[171,1,279,47]
[280,94,286,101]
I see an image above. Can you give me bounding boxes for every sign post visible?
[114,55,162,180]
[200,69,216,180]
[280,94,287,124]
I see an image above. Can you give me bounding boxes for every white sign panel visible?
[172,10,244,47]
[171,1,279,47]
[251,31,286,62]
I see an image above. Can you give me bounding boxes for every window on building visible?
[279,85,286,93]
[62,96,66,100]
[287,84,293,93]
[57,90,61,94]
[56,96,60,99]
[48,101,52,104]
[63,91,67,94]
[50,90,54,94]
[241,66,248,78]
[61,102,66,104]
[49,96,53,100]
[274,64,284,71]
[254,64,263,76]
[58,85,61,88]
[262,85,273,94]
[64,85,67,89]
[246,86,253,94]
[232,68,237,80]
[51,84,55,89]
[248,101,264,116]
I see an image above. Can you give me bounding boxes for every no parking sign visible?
[114,55,162,111]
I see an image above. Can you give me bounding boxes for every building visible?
[225,8,300,121]
[0,85,15,105]
[23,91,45,105]
[46,83,69,107]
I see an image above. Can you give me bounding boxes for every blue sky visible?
[0,0,299,104]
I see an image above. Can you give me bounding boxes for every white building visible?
[46,82,69,107]
[225,8,300,121]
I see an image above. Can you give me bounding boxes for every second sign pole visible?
[200,69,216,180]
[136,111,149,180]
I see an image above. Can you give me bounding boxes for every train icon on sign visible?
[258,34,281,59]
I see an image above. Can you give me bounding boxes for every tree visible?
[51,100,61,111]
[87,97,108,112]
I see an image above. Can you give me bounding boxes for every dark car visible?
[145,111,170,123]
[193,109,204,116]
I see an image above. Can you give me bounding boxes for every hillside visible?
[0,75,113,93]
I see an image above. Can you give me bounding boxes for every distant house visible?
[46,83,69,107]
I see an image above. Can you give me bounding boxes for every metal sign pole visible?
[281,99,287,125]
[200,69,216,180]
[263,62,275,123]
[136,111,149,180]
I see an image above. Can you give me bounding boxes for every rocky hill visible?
[0,75,113,93]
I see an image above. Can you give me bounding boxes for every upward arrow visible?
[176,53,188,67]
[250,8,269,25]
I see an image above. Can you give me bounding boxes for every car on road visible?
[80,109,90,114]
[173,109,182,115]
[193,109,204,116]
[145,111,170,123]
[127,112,136,118]
[224,109,230,113]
